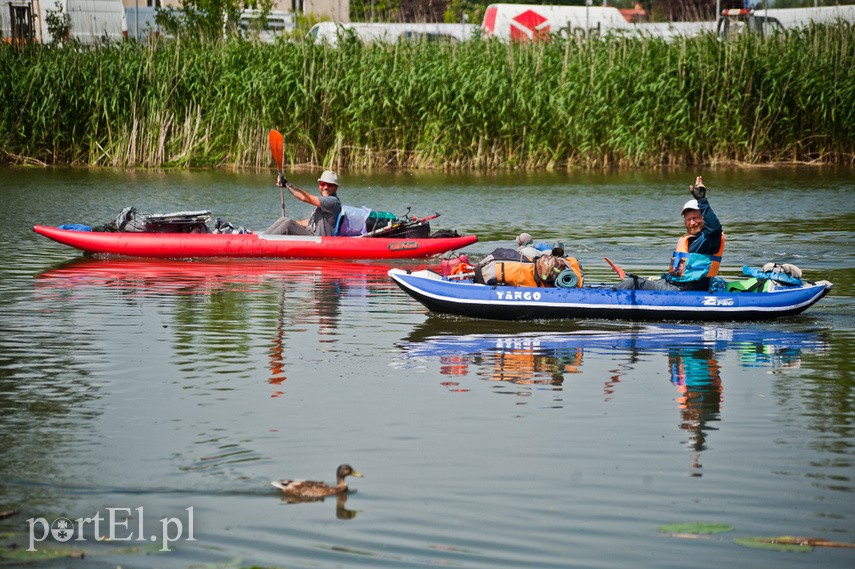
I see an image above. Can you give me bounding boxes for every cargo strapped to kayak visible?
[335,206,435,238]
[113,207,212,233]
[360,209,439,239]
[742,264,805,286]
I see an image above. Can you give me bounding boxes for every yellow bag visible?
[495,261,539,287]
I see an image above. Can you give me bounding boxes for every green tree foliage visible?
[45,1,71,44]
[155,0,273,41]
[443,0,485,23]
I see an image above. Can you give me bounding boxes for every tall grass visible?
[1,25,853,170]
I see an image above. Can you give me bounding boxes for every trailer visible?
[480,3,631,41]
[1,0,124,44]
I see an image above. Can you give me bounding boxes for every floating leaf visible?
[734,537,813,553]
[659,522,734,535]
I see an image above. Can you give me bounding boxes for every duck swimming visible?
[271,464,363,499]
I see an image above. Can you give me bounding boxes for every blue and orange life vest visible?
[668,233,726,283]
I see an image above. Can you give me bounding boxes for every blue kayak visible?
[388,269,833,322]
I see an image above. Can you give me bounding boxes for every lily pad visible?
[733,537,813,552]
[658,522,734,534]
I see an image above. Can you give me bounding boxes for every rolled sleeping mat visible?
[555,269,579,288]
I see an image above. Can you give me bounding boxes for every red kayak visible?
[33,225,477,260]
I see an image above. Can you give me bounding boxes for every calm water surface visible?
[1,167,853,568]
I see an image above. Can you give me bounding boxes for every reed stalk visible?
[1,25,852,170]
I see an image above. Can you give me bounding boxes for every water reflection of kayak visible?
[389,269,833,322]
[398,324,829,360]
[34,257,424,295]
[33,225,477,260]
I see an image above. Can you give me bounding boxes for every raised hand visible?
[690,175,706,200]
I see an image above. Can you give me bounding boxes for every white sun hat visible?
[318,170,339,186]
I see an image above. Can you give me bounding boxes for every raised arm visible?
[281,181,321,208]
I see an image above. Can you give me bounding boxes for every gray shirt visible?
[307,195,342,236]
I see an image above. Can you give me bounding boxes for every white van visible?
[1,0,124,44]
[481,3,630,41]
[307,21,477,46]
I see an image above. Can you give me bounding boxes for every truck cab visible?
[717,9,784,38]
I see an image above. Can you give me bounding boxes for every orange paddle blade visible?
[604,257,626,280]
[268,130,284,170]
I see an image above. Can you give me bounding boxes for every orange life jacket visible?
[669,233,725,282]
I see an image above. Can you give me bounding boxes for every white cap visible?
[681,199,699,215]
[515,233,533,247]
[318,170,339,186]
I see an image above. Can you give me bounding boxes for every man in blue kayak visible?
[615,176,725,292]
[265,170,342,236]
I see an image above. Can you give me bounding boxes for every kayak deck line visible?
[256,234,323,243]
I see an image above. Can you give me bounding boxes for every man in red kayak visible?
[264,170,343,236]
[615,176,725,292]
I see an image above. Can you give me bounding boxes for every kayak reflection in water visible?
[268,274,348,392]
[668,347,723,475]
[435,338,583,391]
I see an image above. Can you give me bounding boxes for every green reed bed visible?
[1,25,853,170]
